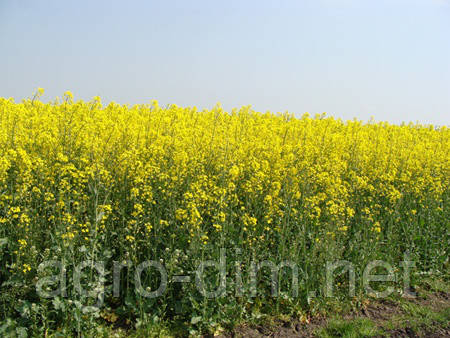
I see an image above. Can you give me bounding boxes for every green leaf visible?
[16,327,27,338]
[53,297,66,311]
[191,316,202,325]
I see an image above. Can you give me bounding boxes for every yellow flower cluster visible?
[0,94,448,260]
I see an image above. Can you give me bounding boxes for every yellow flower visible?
[145,223,153,232]
[229,165,240,180]
[373,222,382,233]
[64,90,74,100]
[22,263,31,273]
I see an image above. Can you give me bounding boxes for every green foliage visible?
[317,318,382,338]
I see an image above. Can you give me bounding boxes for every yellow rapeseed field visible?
[0,91,448,335]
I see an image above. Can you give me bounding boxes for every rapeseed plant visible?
[0,92,448,335]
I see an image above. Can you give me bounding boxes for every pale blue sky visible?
[1,0,449,125]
